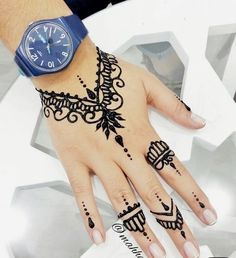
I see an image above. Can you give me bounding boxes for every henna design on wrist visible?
[146,140,181,175]
[192,192,205,209]
[77,75,87,88]
[175,95,191,112]
[82,201,95,229]
[118,197,151,241]
[150,195,186,239]
[36,47,133,160]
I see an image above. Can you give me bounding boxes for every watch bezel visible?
[23,21,74,73]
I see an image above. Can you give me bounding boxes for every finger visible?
[118,155,200,258]
[145,134,217,226]
[93,160,166,258]
[142,72,206,129]
[66,163,105,245]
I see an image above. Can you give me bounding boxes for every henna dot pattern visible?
[175,95,191,112]
[82,201,95,229]
[115,135,132,160]
[77,75,87,88]
[146,141,181,176]
[192,192,205,209]
[151,194,186,239]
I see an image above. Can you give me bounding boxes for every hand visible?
[34,37,217,258]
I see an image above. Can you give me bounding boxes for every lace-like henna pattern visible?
[150,196,186,239]
[36,47,132,160]
[118,197,151,241]
[146,140,181,175]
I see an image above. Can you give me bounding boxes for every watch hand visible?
[51,40,61,45]
[38,34,46,44]
[46,44,51,54]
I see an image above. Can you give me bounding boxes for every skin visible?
[0,1,217,257]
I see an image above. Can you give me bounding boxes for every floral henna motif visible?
[36,47,132,160]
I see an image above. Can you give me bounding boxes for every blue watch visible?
[14,14,88,77]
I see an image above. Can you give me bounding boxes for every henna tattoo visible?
[37,47,125,138]
[150,195,186,239]
[146,140,181,175]
[37,47,133,161]
[118,197,151,241]
[118,201,146,232]
[77,75,87,88]
[115,135,132,160]
[82,201,95,229]
[192,192,205,209]
[175,95,191,112]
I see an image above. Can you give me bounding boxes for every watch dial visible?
[25,22,73,72]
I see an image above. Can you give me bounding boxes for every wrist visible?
[32,36,96,90]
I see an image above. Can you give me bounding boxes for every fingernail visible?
[92,229,104,245]
[183,241,199,258]
[203,209,217,225]
[149,243,166,258]
[191,112,206,126]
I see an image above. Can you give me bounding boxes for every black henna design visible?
[175,95,191,112]
[146,140,181,176]
[82,201,95,229]
[36,47,133,160]
[118,197,151,241]
[151,195,186,239]
[115,135,132,160]
[192,192,205,209]
[77,75,87,88]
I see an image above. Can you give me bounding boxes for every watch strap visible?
[62,14,88,43]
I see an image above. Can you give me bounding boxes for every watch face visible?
[24,22,73,72]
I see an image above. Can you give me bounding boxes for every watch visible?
[14,14,88,77]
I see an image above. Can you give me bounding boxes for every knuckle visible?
[111,188,133,205]
[69,176,90,196]
[173,100,185,116]
[143,181,163,203]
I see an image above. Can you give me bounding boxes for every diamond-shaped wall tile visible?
[8,181,116,258]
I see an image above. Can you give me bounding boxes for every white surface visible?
[0,0,236,257]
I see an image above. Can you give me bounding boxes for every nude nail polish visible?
[203,209,217,225]
[183,241,199,258]
[191,113,206,126]
[149,243,166,258]
[92,229,104,245]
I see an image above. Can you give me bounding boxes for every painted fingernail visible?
[92,229,104,245]
[183,241,199,258]
[191,113,206,126]
[149,243,166,258]
[203,209,217,225]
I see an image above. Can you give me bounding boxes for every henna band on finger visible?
[146,140,181,176]
[118,197,151,241]
[150,195,186,239]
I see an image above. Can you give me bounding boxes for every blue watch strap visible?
[62,14,88,42]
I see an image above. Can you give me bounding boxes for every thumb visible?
[143,73,206,129]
